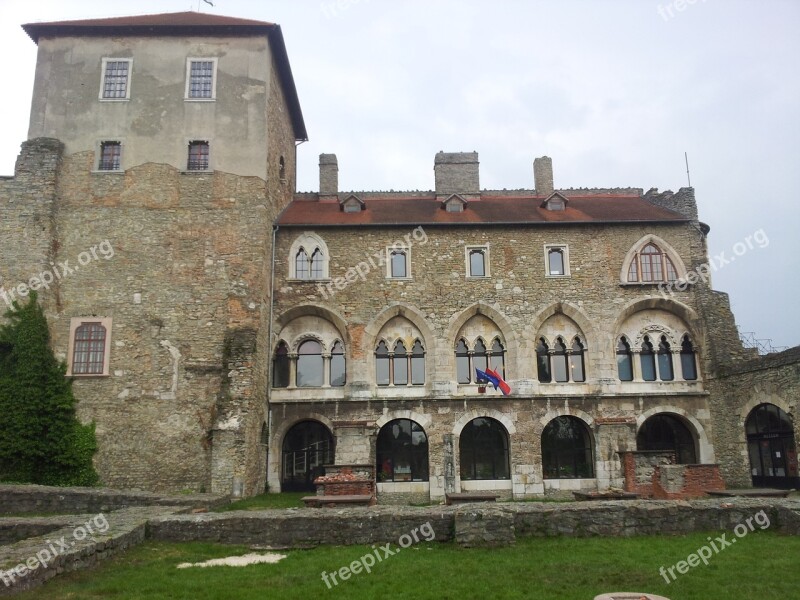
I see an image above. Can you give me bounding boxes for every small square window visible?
[98,141,122,171]
[387,247,410,279]
[67,317,113,377]
[186,58,217,100]
[544,245,570,277]
[100,59,131,100]
[187,141,210,171]
[465,246,490,278]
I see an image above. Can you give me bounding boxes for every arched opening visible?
[459,417,510,480]
[376,419,428,482]
[637,414,697,464]
[541,416,594,479]
[281,420,334,492]
[746,403,798,489]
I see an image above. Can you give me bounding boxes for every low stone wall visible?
[0,507,184,596]
[0,518,73,545]
[0,484,229,515]
[147,498,800,549]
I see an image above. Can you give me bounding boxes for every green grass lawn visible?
[12,530,800,599]
[214,492,307,511]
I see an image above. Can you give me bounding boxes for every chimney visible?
[534,156,554,196]
[434,151,479,199]
[319,153,338,199]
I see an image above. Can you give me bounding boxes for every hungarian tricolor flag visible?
[475,368,512,395]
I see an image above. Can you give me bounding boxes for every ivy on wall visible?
[0,292,99,486]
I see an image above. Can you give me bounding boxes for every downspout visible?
[266,223,278,492]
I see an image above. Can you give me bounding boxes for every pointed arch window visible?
[536,338,551,383]
[393,341,408,385]
[680,335,697,380]
[310,248,325,279]
[627,242,679,283]
[297,340,323,387]
[376,341,390,386]
[272,341,290,388]
[473,339,488,373]
[295,248,310,280]
[552,338,569,382]
[569,338,585,382]
[616,337,633,381]
[640,336,657,381]
[411,340,425,385]
[489,338,505,377]
[456,339,471,384]
[330,340,346,387]
[657,335,674,381]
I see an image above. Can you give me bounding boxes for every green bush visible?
[0,292,99,486]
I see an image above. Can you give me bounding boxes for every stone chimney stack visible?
[534,156,554,196]
[319,153,338,199]
[434,151,480,199]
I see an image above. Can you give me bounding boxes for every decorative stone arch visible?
[274,304,349,347]
[452,409,517,436]
[290,333,326,354]
[632,325,679,349]
[636,406,714,463]
[271,413,336,451]
[288,231,330,279]
[619,233,689,285]
[539,407,595,430]
[528,302,597,350]
[364,302,437,357]
[375,409,432,432]
[445,302,519,375]
[612,297,700,346]
[739,395,795,427]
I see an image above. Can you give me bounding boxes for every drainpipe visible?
[266,224,279,492]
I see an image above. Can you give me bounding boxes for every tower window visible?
[187,141,210,171]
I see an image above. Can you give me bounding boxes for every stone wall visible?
[0,484,228,515]
[707,347,800,487]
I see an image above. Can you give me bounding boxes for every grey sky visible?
[1,0,798,348]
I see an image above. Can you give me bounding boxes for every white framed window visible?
[465,246,489,278]
[289,233,330,280]
[99,58,132,100]
[95,140,123,172]
[185,58,218,100]
[544,244,570,277]
[386,246,410,279]
[67,317,113,377]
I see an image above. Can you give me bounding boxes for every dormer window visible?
[340,194,365,213]
[542,192,568,211]
[442,194,468,213]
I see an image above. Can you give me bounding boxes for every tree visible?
[0,292,98,486]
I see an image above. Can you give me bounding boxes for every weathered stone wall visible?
[268,196,738,498]
[0,484,227,515]
[707,347,800,487]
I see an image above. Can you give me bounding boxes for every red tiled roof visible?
[22,12,274,38]
[21,12,307,141]
[277,193,688,227]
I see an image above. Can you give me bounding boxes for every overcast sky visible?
[1,0,798,348]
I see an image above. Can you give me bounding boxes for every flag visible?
[203,0,214,5]
[475,368,511,395]
[485,367,512,396]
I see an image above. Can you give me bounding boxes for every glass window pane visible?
[393,341,408,385]
[330,341,345,387]
[658,336,674,381]
[641,338,656,381]
[553,339,568,382]
[411,340,425,385]
[295,249,309,279]
[570,339,585,382]
[376,341,390,386]
[469,250,485,277]
[376,419,428,482]
[297,340,323,387]
[456,339,470,383]
[680,336,697,380]
[310,249,324,279]
[548,249,564,275]
[536,339,551,383]
[272,342,290,388]
[391,251,407,277]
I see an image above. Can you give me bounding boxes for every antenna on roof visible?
[684,151,692,187]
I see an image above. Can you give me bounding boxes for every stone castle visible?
[0,11,797,500]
